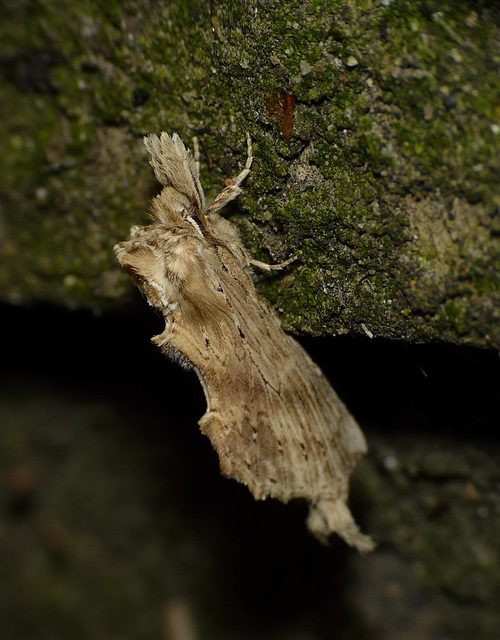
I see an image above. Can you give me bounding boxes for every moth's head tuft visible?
[150,187,193,225]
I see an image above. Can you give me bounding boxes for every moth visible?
[115,132,374,552]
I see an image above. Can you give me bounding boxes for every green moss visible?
[436,299,473,336]
[0,0,498,344]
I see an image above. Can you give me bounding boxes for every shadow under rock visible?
[1,302,499,639]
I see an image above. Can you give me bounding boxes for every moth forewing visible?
[114,132,374,552]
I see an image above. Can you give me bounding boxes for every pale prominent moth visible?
[115,132,374,552]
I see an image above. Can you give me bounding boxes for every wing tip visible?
[307,498,375,553]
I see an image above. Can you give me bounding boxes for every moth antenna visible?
[205,132,253,218]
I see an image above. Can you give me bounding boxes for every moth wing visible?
[168,247,373,550]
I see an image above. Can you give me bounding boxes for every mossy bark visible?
[1,0,499,347]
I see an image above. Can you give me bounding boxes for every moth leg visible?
[230,131,253,189]
[192,136,201,177]
[205,132,253,218]
[151,314,174,347]
[250,255,297,271]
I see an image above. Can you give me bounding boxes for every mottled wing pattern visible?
[115,132,374,552]
[166,240,373,551]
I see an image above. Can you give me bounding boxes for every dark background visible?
[1,301,499,639]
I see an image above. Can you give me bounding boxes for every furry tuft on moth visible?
[114,132,374,552]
